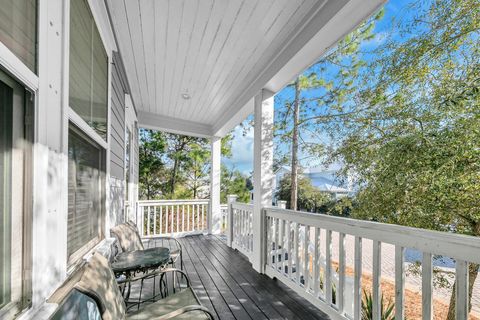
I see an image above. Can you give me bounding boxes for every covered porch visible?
[174,234,328,320]
[0,0,479,319]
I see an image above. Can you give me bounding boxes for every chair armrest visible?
[148,305,214,320]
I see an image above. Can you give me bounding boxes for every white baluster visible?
[171,205,174,234]
[153,206,157,235]
[287,221,292,279]
[182,205,185,233]
[294,222,300,284]
[304,226,310,290]
[325,230,332,305]
[455,260,469,320]
[354,236,362,320]
[313,227,320,298]
[147,206,151,236]
[338,232,346,313]
[422,252,433,320]
[279,218,284,275]
[395,246,405,320]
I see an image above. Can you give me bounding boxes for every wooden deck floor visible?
[177,235,330,320]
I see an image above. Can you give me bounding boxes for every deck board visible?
[176,235,330,320]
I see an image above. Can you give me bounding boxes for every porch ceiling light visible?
[181,92,191,100]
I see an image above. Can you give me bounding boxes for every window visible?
[69,0,108,140]
[0,0,37,72]
[67,126,105,262]
[0,70,32,318]
[0,74,13,310]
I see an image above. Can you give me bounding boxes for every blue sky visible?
[222,0,410,175]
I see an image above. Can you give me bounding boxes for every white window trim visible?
[65,0,114,266]
[0,43,38,92]
[67,107,108,150]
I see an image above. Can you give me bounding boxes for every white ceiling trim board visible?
[138,111,213,138]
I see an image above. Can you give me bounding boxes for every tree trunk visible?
[446,263,479,320]
[290,79,300,211]
[170,158,179,195]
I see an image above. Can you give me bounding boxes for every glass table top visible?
[111,247,170,273]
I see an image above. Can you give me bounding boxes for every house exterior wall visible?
[0,0,138,318]
[110,51,127,180]
[108,51,129,227]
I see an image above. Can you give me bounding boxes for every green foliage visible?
[276,174,331,212]
[324,0,480,237]
[220,165,252,203]
[318,1,480,314]
[318,197,354,217]
[361,290,395,320]
[139,129,233,200]
[139,129,167,200]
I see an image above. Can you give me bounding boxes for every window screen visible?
[67,126,104,259]
[69,0,108,140]
[0,0,37,72]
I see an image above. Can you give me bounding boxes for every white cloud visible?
[222,125,254,174]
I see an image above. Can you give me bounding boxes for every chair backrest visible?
[110,222,144,252]
[50,289,102,320]
[74,253,127,320]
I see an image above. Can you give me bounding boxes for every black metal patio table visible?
[112,247,171,309]
[112,247,171,277]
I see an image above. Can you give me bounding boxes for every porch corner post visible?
[226,195,237,247]
[208,136,222,235]
[136,202,144,236]
[253,89,275,273]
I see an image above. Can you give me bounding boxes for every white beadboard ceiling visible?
[105,0,384,137]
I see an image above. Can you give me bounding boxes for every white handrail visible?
[137,199,209,237]
[263,206,479,320]
[265,207,480,262]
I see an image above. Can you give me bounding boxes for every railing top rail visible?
[138,199,210,205]
[265,206,480,264]
[232,202,254,211]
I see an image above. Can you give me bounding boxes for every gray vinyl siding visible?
[133,121,139,185]
[109,51,128,179]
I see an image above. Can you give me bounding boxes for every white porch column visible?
[208,136,222,234]
[252,89,275,273]
[226,194,238,247]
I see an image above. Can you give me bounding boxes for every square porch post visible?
[208,136,221,234]
[252,89,274,273]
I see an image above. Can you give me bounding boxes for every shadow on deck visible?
[175,235,330,320]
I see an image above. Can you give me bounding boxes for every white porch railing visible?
[262,207,480,320]
[137,199,209,237]
[222,200,480,320]
[220,204,228,234]
[230,202,254,261]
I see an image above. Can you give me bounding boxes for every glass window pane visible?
[0,0,37,72]
[67,127,104,258]
[91,27,108,140]
[0,79,13,308]
[69,0,108,141]
[69,0,92,125]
